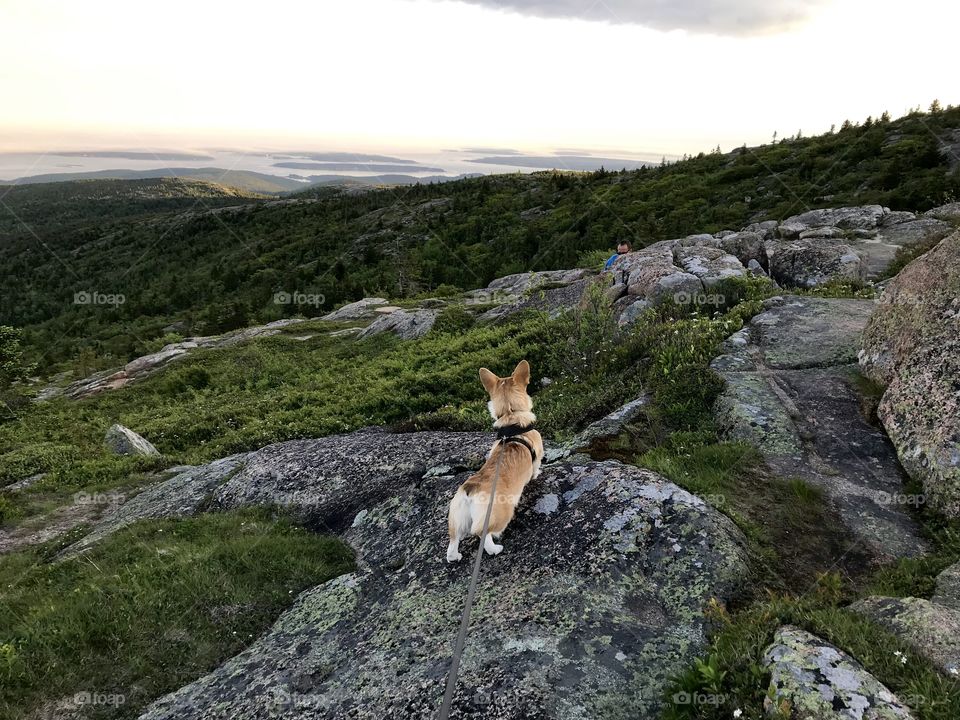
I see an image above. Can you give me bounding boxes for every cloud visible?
[452,0,827,36]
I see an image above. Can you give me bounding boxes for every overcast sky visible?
[1,0,957,156]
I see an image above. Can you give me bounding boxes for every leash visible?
[437,446,506,720]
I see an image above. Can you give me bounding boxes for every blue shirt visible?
[604,253,621,270]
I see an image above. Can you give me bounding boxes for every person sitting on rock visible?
[604,240,632,270]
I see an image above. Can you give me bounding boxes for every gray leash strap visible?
[437,447,505,719]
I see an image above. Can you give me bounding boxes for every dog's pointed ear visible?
[479,368,499,394]
[511,359,531,386]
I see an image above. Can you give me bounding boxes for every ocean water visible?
[0,147,659,184]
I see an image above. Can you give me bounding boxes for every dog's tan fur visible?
[446,360,544,562]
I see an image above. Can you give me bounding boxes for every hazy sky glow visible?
[2,0,958,156]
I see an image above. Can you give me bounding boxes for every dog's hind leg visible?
[446,489,470,563]
[483,532,503,556]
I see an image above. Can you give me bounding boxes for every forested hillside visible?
[1,105,958,371]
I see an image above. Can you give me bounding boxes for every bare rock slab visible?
[138,460,749,720]
[712,297,927,560]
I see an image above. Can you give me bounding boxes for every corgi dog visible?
[446,360,544,563]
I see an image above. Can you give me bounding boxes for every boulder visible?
[799,226,846,239]
[544,394,652,462]
[356,309,438,340]
[849,596,960,676]
[104,424,160,457]
[924,202,960,223]
[933,561,960,610]
[138,459,749,720]
[765,238,865,288]
[880,210,918,227]
[615,246,705,304]
[681,232,719,247]
[477,277,594,324]
[784,205,886,232]
[777,220,808,240]
[763,626,915,719]
[859,231,960,517]
[743,220,778,240]
[617,297,652,326]
[320,297,389,321]
[210,429,492,531]
[673,245,747,288]
[719,231,766,268]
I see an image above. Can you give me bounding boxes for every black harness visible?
[495,423,537,462]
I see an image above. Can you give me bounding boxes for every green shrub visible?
[649,364,725,430]
[430,305,476,335]
[0,494,22,525]
[577,248,613,271]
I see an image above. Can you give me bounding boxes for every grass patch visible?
[881,236,945,280]
[663,590,960,720]
[0,317,556,500]
[0,508,354,719]
[636,435,868,593]
[795,278,877,299]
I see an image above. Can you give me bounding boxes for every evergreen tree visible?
[0,326,33,389]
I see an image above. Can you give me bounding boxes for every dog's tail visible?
[448,488,472,541]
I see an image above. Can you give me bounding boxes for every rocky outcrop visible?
[104,424,160,457]
[356,308,439,340]
[478,277,597,323]
[849,560,960,677]
[712,296,927,559]
[486,268,592,297]
[763,626,915,719]
[38,319,312,401]
[62,425,750,719]
[543,394,651,462]
[61,454,250,557]
[924,202,960,224]
[719,231,767,269]
[850,596,960,677]
[615,244,702,303]
[859,231,960,517]
[320,297,388,321]
[137,458,749,720]
[933,560,960,610]
[64,430,491,555]
[765,238,865,287]
[775,206,952,278]
[673,245,747,287]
